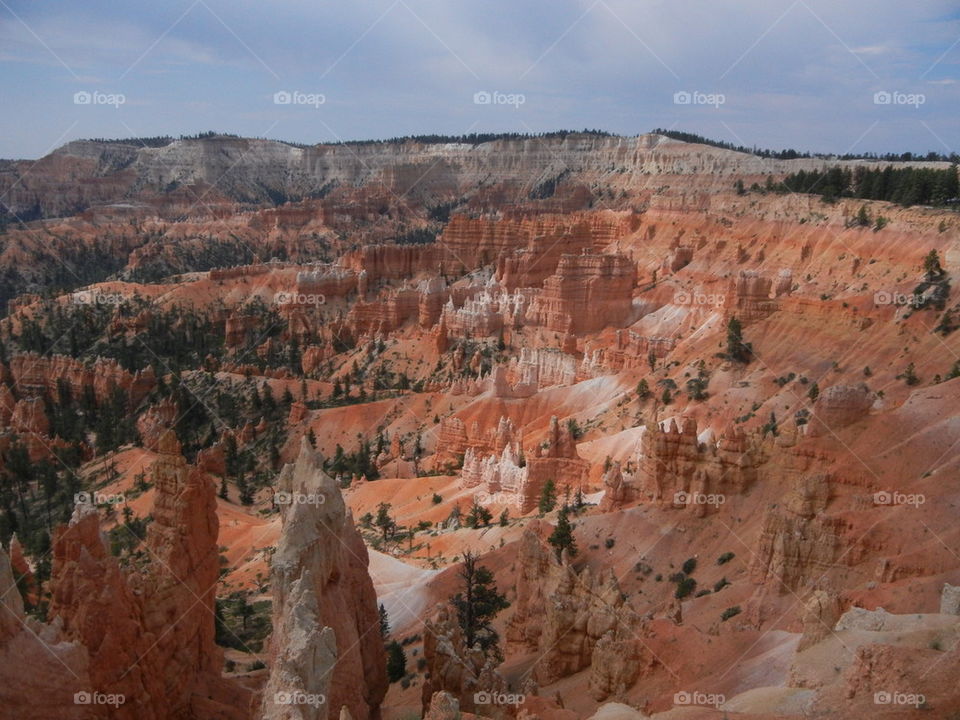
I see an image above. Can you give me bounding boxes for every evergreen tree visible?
[379,604,390,638]
[385,641,406,682]
[375,502,395,541]
[636,378,651,399]
[548,506,578,562]
[724,316,752,363]
[466,499,493,528]
[450,550,510,653]
[538,478,557,515]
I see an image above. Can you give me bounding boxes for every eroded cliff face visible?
[0,429,250,719]
[264,439,387,720]
[506,523,654,702]
[1,134,857,220]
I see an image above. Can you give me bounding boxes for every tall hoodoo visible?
[263,439,387,720]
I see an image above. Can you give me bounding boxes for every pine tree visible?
[386,641,406,682]
[466,499,493,528]
[375,502,395,541]
[450,550,510,653]
[538,478,557,515]
[379,604,390,638]
[724,316,752,363]
[548,506,578,562]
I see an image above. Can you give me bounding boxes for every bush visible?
[717,552,735,565]
[713,577,730,592]
[721,605,742,622]
[431,493,442,504]
[675,577,697,599]
[605,538,615,549]
[681,557,697,575]
[386,641,407,682]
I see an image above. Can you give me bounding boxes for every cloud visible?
[0,0,958,157]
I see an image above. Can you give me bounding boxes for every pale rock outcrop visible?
[724,270,780,323]
[797,589,842,652]
[420,606,507,718]
[941,583,960,615]
[808,384,874,437]
[524,253,635,334]
[264,439,387,720]
[639,417,761,516]
[750,474,841,592]
[507,524,652,699]
[461,416,588,513]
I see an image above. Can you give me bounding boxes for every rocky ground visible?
[1,132,959,719]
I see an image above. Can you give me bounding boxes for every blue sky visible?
[1,0,958,158]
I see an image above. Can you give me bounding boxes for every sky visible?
[0,0,958,159]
